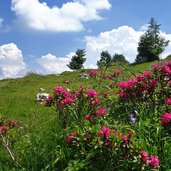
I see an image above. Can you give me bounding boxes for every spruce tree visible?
[67,49,86,70]
[136,18,169,63]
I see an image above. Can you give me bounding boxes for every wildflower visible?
[54,86,63,93]
[89,70,98,77]
[149,79,157,89]
[161,65,171,74]
[168,80,171,86]
[161,112,171,126]
[87,89,98,98]
[99,126,110,138]
[85,133,91,140]
[139,151,149,164]
[11,120,18,127]
[119,90,127,98]
[65,80,70,84]
[112,130,119,138]
[119,81,128,89]
[165,97,171,105]
[114,70,121,76]
[149,155,160,169]
[102,91,109,98]
[143,71,152,77]
[130,117,137,123]
[90,98,100,105]
[84,114,90,121]
[122,133,128,142]
[152,64,160,70]
[0,126,9,132]
[128,131,133,139]
[60,97,74,106]
[95,108,106,116]
[136,74,143,82]
[66,133,76,144]
[54,86,69,97]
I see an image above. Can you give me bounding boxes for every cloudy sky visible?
[0,0,171,79]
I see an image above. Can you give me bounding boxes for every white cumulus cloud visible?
[37,53,72,74]
[0,43,26,79]
[11,0,111,32]
[85,26,171,65]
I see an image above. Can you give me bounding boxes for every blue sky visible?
[0,0,171,79]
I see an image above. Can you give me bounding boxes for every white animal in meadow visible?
[36,93,49,102]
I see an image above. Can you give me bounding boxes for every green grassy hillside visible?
[0,60,170,170]
[0,60,166,121]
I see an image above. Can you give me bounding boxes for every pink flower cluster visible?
[64,80,70,84]
[44,95,53,106]
[139,151,160,169]
[0,126,9,133]
[0,118,18,133]
[87,89,98,98]
[95,108,106,116]
[122,131,133,145]
[66,133,76,144]
[89,70,98,77]
[119,61,171,101]
[105,70,121,80]
[99,126,110,138]
[54,86,74,107]
[152,60,171,75]
[54,86,69,97]
[165,97,171,105]
[119,73,158,100]
[160,112,171,126]
[60,97,74,106]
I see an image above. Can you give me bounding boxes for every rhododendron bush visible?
[43,61,171,170]
[1,61,171,170]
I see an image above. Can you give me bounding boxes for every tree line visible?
[67,18,169,70]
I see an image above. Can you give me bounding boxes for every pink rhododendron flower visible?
[114,70,121,76]
[161,113,171,126]
[139,151,149,164]
[152,64,160,70]
[54,86,69,97]
[102,91,109,98]
[149,79,157,89]
[113,130,119,138]
[60,97,74,106]
[168,80,171,86]
[65,80,70,84]
[89,70,98,77]
[143,71,152,77]
[119,81,128,89]
[165,97,171,105]
[66,133,76,144]
[84,114,90,121]
[88,89,98,98]
[95,108,106,116]
[54,86,63,93]
[90,98,100,105]
[99,126,110,138]
[149,155,160,169]
[119,90,127,98]
[136,74,143,82]
[0,126,9,132]
[161,65,171,74]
